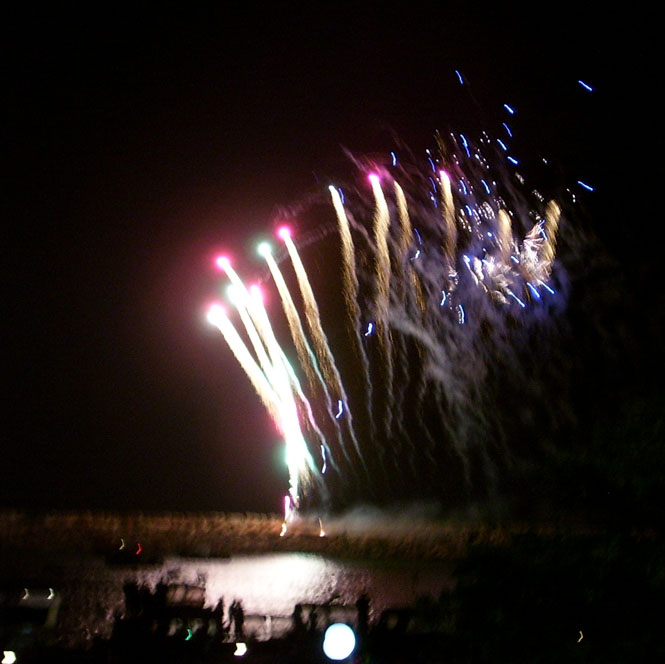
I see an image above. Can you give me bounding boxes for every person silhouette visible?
[212,597,226,639]
[292,603,305,635]
[230,599,245,639]
[356,592,370,638]
[308,606,318,632]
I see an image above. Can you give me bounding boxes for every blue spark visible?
[455,69,464,85]
[526,282,541,299]
[428,176,437,190]
[509,292,526,308]
[460,180,468,196]
[507,156,519,165]
[413,228,422,244]
[464,204,474,218]
[577,180,594,191]
[335,400,344,419]
[497,139,508,151]
[364,322,374,337]
[338,187,345,204]
[457,304,465,324]
[502,122,513,137]
[504,103,516,115]
[481,179,491,194]
[321,445,327,474]
[578,80,594,92]
[440,290,447,306]
[391,151,398,166]
[460,134,471,158]
[412,249,421,260]
[539,280,555,295]
[510,255,520,264]
[428,156,436,172]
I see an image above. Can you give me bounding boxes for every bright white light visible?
[234,642,247,656]
[226,284,240,304]
[257,242,271,257]
[2,652,17,664]
[216,255,231,271]
[206,304,226,327]
[248,284,263,302]
[322,623,356,660]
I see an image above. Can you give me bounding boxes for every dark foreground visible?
[2,511,663,662]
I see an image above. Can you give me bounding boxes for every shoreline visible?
[1,509,648,563]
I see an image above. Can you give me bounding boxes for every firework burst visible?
[206,125,584,515]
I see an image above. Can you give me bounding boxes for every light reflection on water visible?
[202,553,353,616]
[46,552,454,645]
[0,553,453,646]
[136,553,454,618]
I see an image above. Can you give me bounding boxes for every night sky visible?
[4,5,660,514]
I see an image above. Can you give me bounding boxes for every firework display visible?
[206,121,585,518]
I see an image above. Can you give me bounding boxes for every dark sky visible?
[3,5,659,513]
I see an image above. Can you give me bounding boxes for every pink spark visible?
[215,255,231,272]
[277,226,291,240]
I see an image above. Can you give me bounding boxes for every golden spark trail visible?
[394,181,426,312]
[497,209,513,263]
[281,231,364,469]
[262,249,322,394]
[261,247,339,475]
[329,186,375,437]
[206,306,278,420]
[247,287,293,388]
[392,181,437,474]
[220,262,277,386]
[439,170,457,270]
[329,186,362,327]
[278,347,337,478]
[226,267,308,427]
[369,175,392,327]
[394,181,412,260]
[282,233,345,401]
[248,288,317,492]
[217,260,317,504]
[369,175,396,437]
[541,200,561,275]
[229,288,276,386]
[520,199,562,284]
